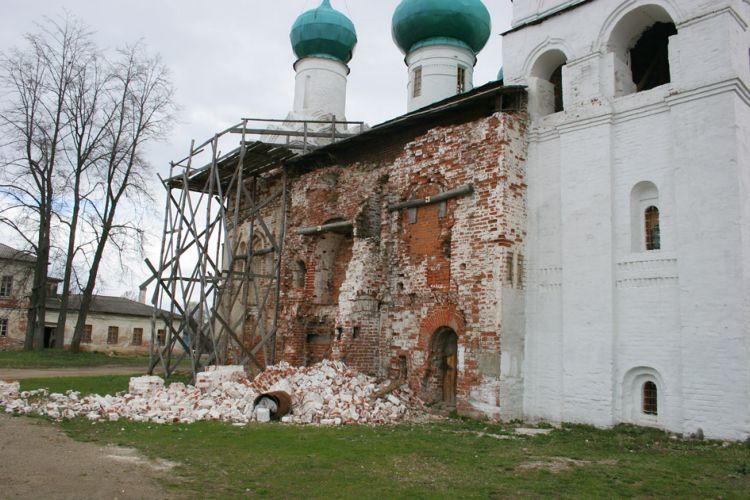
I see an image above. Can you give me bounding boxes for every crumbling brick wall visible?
[230,107,528,419]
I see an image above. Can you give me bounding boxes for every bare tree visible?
[0,17,90,350]
[53,38,111,348]
[69,46,174,353]
[0,15,174,352]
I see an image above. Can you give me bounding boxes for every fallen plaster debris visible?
[0,360,424,426]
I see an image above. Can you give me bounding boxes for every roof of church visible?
[290,0,357,64]
[392,0,491,55]
[0,243,36,263]
[288,81,525,167]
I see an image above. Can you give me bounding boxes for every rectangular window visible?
[132,328,143,346]
[107,326,119,345]
[82,324,93,343]
[157,329,166,345]
[412,67,422,98]
[0,318,8,337]
[0,276,12,297]
[457,66,467,93]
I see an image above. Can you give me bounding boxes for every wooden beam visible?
[387,185,474,211]
[232,128,357,140]
[296,220,354,236]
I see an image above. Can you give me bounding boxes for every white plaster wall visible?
[670,92,749,440]
[45,310,165,354]
[511,0,592,28]
[293,57,349,121]
[523,134,564,422]
[405,45,476,112]
[506,0,750,439]
[736,88,750,442]
[499,287,525,420]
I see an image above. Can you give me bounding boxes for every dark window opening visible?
[0,318,7,337]
[352,326,360,339]
[82,324,93,343]
[550,65,564,112]
[643,381,658,415]
[107,326,119,345]
[157,329,166,345]
[132,328,143,346]
[645,206,661,251]
[631,22,677,92]
[457,66,467,94]
[413,66,422,98]
[0,276,12,297]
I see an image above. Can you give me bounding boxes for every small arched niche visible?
[630,181,661,252]
[293,260,307,289]
[234,241,247,273]
[312,218,353,305]
[622,366,664,426]
[607,5,678,96]
[530,49,568,116]
[249,235,273,305]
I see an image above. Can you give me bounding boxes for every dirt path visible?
[0,415,176,499]
[0,365,152,380]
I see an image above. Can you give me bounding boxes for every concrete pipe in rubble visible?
[253,391,292,420]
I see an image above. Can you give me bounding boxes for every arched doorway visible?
[430,327,458,406]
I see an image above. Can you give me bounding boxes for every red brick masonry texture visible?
[232,109,527,417]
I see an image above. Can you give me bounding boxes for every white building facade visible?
[501,0,750,440]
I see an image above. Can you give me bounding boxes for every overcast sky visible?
[0,0,514,296]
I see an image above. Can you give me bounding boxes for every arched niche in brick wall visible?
[311,218,354,305]
[411,304,465,401]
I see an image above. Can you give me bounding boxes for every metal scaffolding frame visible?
[143,117,363,379]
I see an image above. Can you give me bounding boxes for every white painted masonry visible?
[292,56,350,121]
[405,44,476,112]
[504,0,750,440]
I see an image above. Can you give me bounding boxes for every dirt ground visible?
[0,366,150,380]
[0,415,176,499]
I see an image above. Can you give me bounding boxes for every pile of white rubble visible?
[0,360,424,426]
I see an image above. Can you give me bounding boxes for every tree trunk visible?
[25,205,50,352]
[70,224,109,353]
[54,186,83,349]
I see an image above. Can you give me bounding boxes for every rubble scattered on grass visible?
[0,361,424,426]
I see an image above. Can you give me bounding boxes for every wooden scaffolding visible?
[144,117,363,379]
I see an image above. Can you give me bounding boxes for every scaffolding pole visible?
[144,117,358,379]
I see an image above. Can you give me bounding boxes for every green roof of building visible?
[392,0,492,55]
[290,0,357,64]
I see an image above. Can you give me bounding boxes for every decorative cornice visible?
[679,5,748,31]
[527,78,750,138]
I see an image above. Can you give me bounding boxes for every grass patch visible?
[0,350,149,369]
[51,418,750,499]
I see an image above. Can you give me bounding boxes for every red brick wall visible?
[231,109,528,418]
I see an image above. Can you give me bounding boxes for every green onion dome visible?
[290,0,358,64]
[392,0,491,55]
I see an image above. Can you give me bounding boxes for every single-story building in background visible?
[0,242,167,353]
